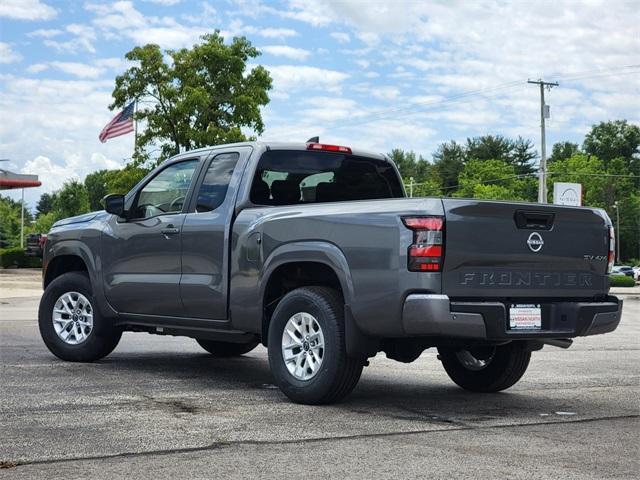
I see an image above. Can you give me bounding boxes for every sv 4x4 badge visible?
[527,232,544,252]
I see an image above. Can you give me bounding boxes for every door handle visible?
[161,226,180,235]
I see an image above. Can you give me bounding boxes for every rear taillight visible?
[402,216,444,272]
[607,225,615,273]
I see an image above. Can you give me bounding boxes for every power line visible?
[265,64,640,141]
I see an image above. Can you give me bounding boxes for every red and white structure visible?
[0,163,41,248]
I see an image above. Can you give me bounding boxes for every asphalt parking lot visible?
[1,269,639,479]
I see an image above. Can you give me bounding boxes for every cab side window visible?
[193,153,239,213]
[132,160,198,219]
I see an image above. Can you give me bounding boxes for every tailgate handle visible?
[514,210,554,230]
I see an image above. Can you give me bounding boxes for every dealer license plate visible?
[509,304,542,330]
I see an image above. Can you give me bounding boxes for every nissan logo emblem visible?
[527,232,544,252]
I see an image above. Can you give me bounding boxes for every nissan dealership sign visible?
[553,182,582,206]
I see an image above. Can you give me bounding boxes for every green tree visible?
[389,149,431,179]
[104,166,150,195]
[29,211,57,235]
[36,192,56,216]
[466,135,536,174]
[84,170,110,210]
[549,141,580,163]
[388,149,441,196]
[0,196,22,247]
[0,195,33,248]
[454,159,528,201]
[53,180,90,219]
[583,120,640,171]
[432,141,465,194]
[465,135,513,162]
[111,32,272,164]
[511,136,537,174]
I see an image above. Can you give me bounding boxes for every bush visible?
[609,275,636,287]
[0,247,42,268]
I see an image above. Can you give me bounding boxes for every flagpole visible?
[133,99,138,157]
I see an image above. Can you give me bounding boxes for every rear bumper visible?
[402,294,622,340]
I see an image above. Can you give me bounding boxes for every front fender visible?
[45,237,116,320]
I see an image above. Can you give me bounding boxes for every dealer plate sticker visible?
[509,304,542,330]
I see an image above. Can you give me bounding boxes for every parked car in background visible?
[612,265,635,278]
[633,266,640,281]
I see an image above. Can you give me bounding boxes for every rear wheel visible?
[268,287,363,405]
[438,342,531,392]
[38,272,121,362]
[196,338,259,357]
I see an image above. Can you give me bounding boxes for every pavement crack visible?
[8,414,639,469]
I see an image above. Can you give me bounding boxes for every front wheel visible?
[438,343,531,392]
[267,287,363,405]
[38,272,122,362]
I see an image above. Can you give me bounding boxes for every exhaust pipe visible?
[542,338,573,349]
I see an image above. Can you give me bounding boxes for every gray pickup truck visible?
[39,141,623,404]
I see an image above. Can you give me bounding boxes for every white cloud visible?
[27,58,127,78]
[258,27,298,39]
[26,63,49,74]
[299,96,359,122]
[330,32,350,43]
[221,19,298,40]
[0,0,56,21]
[0,42,22,64]
[42,23,97,54]
[48,62,104,79]
[355,31,379,46]
[261,45,310,61]
[143,0,182,5]
[87,1,208,49]
[370,86,400,101]
[265,65,350,96]
[28,28,63,39]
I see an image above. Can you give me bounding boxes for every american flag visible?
[99,101,134,143]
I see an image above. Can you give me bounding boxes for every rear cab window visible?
[250,150,404,205]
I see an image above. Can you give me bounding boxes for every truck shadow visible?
[96,349,598,422]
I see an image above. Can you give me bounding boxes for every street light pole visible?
[20,187,25,248]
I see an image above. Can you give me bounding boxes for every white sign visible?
[553,182,582,206]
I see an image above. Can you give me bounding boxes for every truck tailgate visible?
[441,199,610,298]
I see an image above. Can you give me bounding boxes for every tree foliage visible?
[0,196,29,248]
[52,180,90,219]
[583,120,640,171]
[36,192,56,216]
[432,141,465,192]
[111,32,272,164]
[549,141,580,163]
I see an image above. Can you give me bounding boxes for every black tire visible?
[38,272,122,362]
[438,342,531,393]
[196,338,259,357]
[268,287,363,405]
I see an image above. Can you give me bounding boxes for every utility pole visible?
[528,79,559,203]
[20,187,25,248]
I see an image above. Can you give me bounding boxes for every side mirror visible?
[103,194,125,217]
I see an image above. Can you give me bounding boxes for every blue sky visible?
[1,0,639,207]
